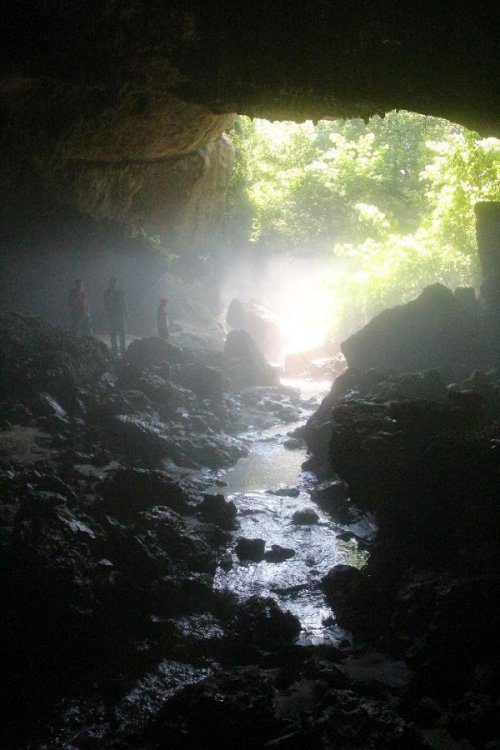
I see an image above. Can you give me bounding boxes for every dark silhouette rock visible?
[125,336,188,367]
[291,508,320,525]
[0,312,108,401]
[100,468,191,518]
[264,544,295,563]
[341,284,487,374]
[235,537,266,562]
[196,493,237,530]
[175,363,228,401]
[224,330,280,388]
[226,298,285,360]
[233,595,301,648]
[269,485,300,497]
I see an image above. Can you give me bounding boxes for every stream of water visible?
[209,379,368,645]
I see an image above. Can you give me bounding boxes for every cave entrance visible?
[217,111,500,363]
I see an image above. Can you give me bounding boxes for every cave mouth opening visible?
[219,110,500,361]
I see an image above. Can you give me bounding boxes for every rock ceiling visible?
[1,1,498,243]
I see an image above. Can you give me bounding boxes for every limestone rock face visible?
[59,92,234,163]
[58,133,234,240]
[0,77,235,248]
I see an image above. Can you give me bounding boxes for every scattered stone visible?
[219,553,234,571]
[233,595,301,648]
[100,468,191,518]
[235,537,266,562]
[268,485,300,497]
[264,544,295,563]
[283,437,305,450]
[291,508,320,525]
[196,493,237,530]
[175,363,228,401]
[124,336,188,367]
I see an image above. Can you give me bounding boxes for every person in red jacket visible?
[67,279,91,336]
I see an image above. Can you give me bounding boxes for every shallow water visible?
[211,380,368,645]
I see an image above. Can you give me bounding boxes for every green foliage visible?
[130,227,179,266]
[225,112,500,334]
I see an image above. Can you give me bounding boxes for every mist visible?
[220,252,348,360]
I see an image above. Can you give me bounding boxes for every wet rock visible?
[283,436,305,450]
[168,613,225,653]
[117,366,195,415]
[134,507,218,576]
[390,572,500,697]
[269,485,300,497]
[322,565,369,631]
[291,508,320,525]
[30,392,69,420]
[235,537,266,562]
[219,552,234,571]
[0,312,108,402]
[337,652,412,688]
[196,493,237,530]
[171,432,247,470]
[147,666,280,749]
[302,420,332,470]
[311,479,354,522]
[99,468,191,518]
[174,363,228,401]
[0,401,33,426]
[125,336,188,368]
[233,595,301,648]
[375,369,448,402]
[264,544,296,563]
[314,688,425,749]
[21,488,68,511]
[224,330,280,388]
[110,413,172,463]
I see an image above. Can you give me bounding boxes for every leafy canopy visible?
[225,111,500,334]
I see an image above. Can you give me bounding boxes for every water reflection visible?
[210,392,368,644]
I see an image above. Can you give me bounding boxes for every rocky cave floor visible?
[1,311,500,749]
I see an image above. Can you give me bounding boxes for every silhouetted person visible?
[68,278,91,336]
[157,298,169,339]
[104,277,127,356]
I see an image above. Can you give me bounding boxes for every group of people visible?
[68,277,169,356]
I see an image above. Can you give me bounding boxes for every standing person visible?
[157,297,169,339]
[103,276,127,356]
[68,278,91,336]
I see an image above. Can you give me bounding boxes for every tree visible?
[224,112,500,336]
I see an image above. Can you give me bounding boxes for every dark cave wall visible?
[0,0,498,277]
[2,1,499,130]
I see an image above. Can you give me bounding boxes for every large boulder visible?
[224,330,280,388]
[226,299,285,361]
[0,313,108,402]
[99,468,192,518]
[341,284,488,374]
[174,363,228,401]
[124,337,189,367]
